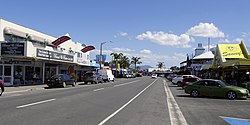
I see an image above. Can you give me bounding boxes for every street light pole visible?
[99,41,112,69]
[99,42,106,69]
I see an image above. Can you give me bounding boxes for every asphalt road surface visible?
[0,77,249,125]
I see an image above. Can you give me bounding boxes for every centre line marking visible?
[16,98,56,109]
[163,80,187,125]
[114,80,140,87]
[98,78,158,125]
[94,88,105,91]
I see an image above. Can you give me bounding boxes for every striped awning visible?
[81,46,95,53]
[52,36,71,46]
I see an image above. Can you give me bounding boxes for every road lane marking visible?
[164,80,188,125]
[16,98,56,109]
[94,88,105,91]
[220,116,250,125]
[114,80,140,87]
[98,78,158,125]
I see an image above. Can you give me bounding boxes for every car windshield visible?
[51,75,62,79]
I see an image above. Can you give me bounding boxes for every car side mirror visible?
[217,84,222,88]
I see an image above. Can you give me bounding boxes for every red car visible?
[182,77,201,88]
[0,80,4,96]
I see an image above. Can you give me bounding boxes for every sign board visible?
[219,44,245,59]
[1,42,24,56]
[37,48,74,62]
[96,55,106,63]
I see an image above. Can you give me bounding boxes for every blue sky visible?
[1,0,250,68]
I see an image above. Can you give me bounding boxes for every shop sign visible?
[37,49,74,62]
[77,58,90,65]
[219,44,245,59]
[1,43,24,56]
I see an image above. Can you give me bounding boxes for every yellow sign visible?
[219,44,245,58]
[117,63,120,69]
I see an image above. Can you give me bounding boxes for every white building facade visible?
[0,19,91,86]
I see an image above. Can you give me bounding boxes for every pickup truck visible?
[172,75,196,86]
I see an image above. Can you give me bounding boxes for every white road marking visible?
[98,78,158,125]
[164,80,188,125]
[114,80,140,87]
[16,98,56,109]
[94,88,105,91]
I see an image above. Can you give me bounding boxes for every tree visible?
[110,53,123,77]
[119,55,130,69]
[131,56,142,72]
[170,66,180,70]
[157,62,164,69]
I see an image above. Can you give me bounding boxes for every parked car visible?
[135,73,143,77]
[98,69,114,82]
[172,75,196,86]
[0,79,4,96]
[182,77,201,88]
[83,71,103,84]
[45,74,76,88]
[151,74,158,79]
[124,74,135,78]
[184,79,249,100]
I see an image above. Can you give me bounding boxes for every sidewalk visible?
[4,84,47,94]
[4,82,86,94]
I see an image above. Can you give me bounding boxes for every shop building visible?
[211,42,250,86]
[0,19,91,86]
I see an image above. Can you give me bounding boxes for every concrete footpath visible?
[4,82,86,94]
[4,84,47,94]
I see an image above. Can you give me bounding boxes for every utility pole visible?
[208,37,210,52]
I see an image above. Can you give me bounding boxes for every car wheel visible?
[62,82,67,88]
[72,82,76,87]
[191,90,199,97]
[227,91,237,100]
[0,88,2,96]
[177,82,182,87]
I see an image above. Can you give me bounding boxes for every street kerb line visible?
[98,78,158,125]
[114,80,140,87]
[163,80,188,125]
[94,88,105,91]
[16,98,56,109]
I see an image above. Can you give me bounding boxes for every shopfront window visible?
[14,66,23,85]
[4,66,11,76]
[0,66,2,80]
[25,66,34,81]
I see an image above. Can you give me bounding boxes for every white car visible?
[151,74,158,78]
[172,75,196,86]
[98,69,115,82]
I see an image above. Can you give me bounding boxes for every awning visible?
[52,36,71,46]
[81,46,95,53]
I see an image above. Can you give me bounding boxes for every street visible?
[0,77,249,125]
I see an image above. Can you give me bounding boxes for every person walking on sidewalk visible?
[0,79,4,96]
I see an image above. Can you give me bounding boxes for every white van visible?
[98,69,114,82]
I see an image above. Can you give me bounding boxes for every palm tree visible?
[119,55,130,69]
[110,53,123,77]
[131,56,142,71]
[157,62,164,69]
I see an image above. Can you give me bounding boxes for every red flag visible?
[52,36,71,46]
[81,46,95,53]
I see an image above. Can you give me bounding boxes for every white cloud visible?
[140,49,152,54]
[219,39,231,43]
[120,32,128,36]
[186,23,225,38]
[234,38,244,43]
[241,32,250,38]
[112,47,134,52]
[136,31,191,48]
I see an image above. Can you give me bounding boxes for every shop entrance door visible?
[0,64,13,86]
